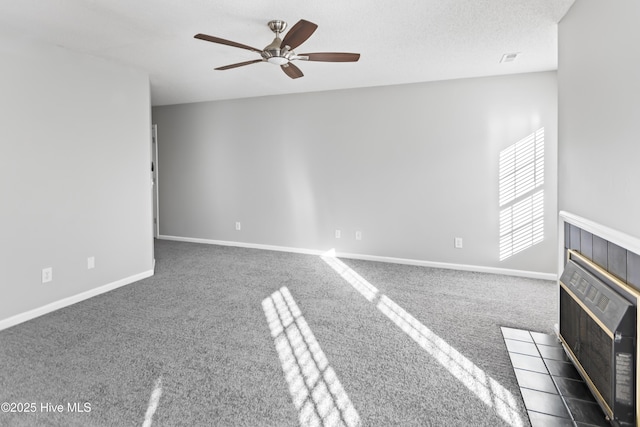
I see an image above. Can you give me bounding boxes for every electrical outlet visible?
[355,231,362,240]
[42,267,53,283]
[87,256,95,269]
[335,230,341,239]
[454,237,463,249]
[235,222,241,231]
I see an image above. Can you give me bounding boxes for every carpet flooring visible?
[0,239,557,426]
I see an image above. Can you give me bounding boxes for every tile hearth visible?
[501,327,609,427]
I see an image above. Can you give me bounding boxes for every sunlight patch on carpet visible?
[378,295,524,427]
[142,376,163,427]
[321,253,524,427]
[263,287,361,427]
[321,250,379,301]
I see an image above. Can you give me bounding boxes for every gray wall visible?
[558,2,640,239]
[153,72,558,274]
[0,35,154,323]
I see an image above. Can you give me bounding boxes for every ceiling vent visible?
[500,52,520,63]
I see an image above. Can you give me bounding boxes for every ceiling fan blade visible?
[280,19,318,50]
[281,62,304,79]
[194,33,262,53]
[215,59,264,70]
[300,52,361,62]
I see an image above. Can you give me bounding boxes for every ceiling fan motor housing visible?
[262,42,293,64]
[263,20,293,64]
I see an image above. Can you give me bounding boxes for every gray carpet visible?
[0,239,557,426]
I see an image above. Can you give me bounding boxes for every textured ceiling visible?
[0,0,575,106]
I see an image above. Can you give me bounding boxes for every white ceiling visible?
[0,0,575,106]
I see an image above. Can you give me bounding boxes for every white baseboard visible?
[333,252,557,281]
[158,235,326,256]
[158,234,556,281]
[0,269,154,332]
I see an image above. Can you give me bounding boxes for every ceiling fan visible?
[194,19,360,79]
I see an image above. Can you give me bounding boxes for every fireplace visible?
[559,251,636,425]
[559,212,640,426]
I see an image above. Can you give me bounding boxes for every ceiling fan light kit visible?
[194,19,360,79]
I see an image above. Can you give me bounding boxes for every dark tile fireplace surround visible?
[560,223,640,426]
[564,223,640,288]
[503,220,640,426]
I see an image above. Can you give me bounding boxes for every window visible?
[499,128,544,261]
